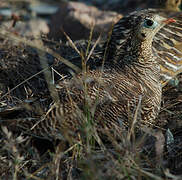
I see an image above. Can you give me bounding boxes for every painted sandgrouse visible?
[53,8,182,88]
[0,7,182,101]
[3,13,175,141]
[104,9,182,87]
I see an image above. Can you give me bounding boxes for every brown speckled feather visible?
[105,9,182,87]
[153,12,182,85]
[2,13,168,141]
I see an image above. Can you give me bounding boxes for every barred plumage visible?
[53,8,182,88]
[2,13,174,141]
[104,9,182,87]
[0,7,182,100]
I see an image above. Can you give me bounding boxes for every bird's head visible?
[105,10,176,66]
[134,14,176,42]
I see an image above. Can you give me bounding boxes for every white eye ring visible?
[143,19,158,29]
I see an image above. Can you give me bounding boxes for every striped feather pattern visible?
[8,67,161,141]
[153,11,182,86]
[105,9,182,87]
[2,13,166,140]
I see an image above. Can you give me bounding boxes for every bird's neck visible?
[108,38,160,84]
[111,38,155,68]
[134,39,155,64]
[126,39,161,90]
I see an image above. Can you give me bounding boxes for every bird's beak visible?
[163,18,176,24]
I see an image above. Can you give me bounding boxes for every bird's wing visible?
[153,11,182,86]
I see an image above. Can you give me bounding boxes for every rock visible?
[29,3,58,16]
[48,1,122,41]
[1,18,49,37]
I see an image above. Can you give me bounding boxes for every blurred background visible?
[1,0,176,42]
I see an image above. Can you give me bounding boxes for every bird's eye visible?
[143,19,158,29]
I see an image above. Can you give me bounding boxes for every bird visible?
[2,12,175,141]
[52,8,182,88]
[99,8,182,88]
[0,3,182,102]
